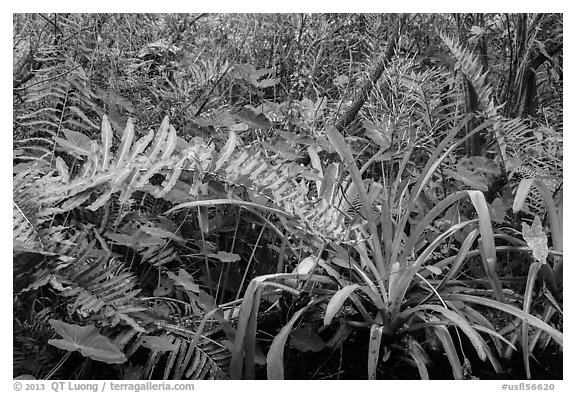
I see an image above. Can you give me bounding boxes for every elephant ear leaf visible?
[53,129,93,157]
[522,216,549,265]
[48,319,127,364]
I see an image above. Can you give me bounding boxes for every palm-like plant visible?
[227,32,562,380]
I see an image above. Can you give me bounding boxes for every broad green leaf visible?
[48,320,127,364]
[54,129,93,156]
[522,216,549,264]
[208,251,241,263]
[488,198,507,223]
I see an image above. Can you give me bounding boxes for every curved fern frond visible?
[13,169,46,252]
[123,331,230,380]
[28,237,146,332]
[439,31,508,165]
[439,32,498,119]
[14,44,102,142]
[38,115,349,243]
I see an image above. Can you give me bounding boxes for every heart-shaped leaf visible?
[48,320,127,364]
[488,198,507,223]
[522,216,549,264]
[53,129,94,157]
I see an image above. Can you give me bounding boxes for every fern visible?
[14,44,103,142]
[439,31,510,167]
[35,115,350,244]
[25,235,147,332]
[121,330,230,380]
[13,169,46,252]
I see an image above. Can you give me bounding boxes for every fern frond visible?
[439,32,498,119]
[13,169,48,253]
[39,115,350,243]
[29,237,146,331]
[123,330,230,380]
[439,31,509,164]
[15,43,102,142]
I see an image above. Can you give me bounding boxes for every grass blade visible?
[468,190,505,302]
[432,325,464,379]
[405,305,487,361]
[406,337,430,379]
[522,261,543,379]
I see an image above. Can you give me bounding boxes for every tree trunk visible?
[334,16,402,132]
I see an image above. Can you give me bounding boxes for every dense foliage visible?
[13,13,563,380]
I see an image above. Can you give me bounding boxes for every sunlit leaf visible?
[522,216,549,264]
[54,129,93,156]
[208,251,241,263]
